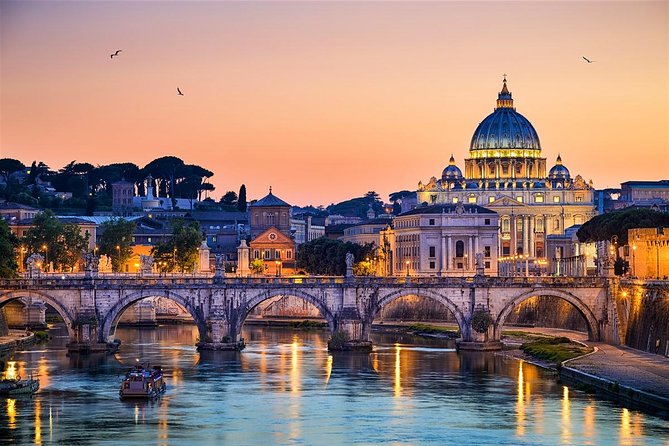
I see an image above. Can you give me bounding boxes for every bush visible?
[471,308,493,333]
[34,331,49,342]
[327,330,350,350]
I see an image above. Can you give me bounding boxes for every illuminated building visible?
[413,77,596,272]
[249,188,296,275]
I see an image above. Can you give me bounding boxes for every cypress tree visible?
[237,184,247,212]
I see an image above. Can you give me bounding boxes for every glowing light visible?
[7,398,16,429]
[291,337,300,394]
[394,343,402,398]
[516,360,525,436]
[35,399,42,445]
[561,386,571,444]
[324,355,333,385]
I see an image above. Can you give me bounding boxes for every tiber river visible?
[1,324,668,445]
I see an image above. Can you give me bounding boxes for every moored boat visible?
[119,365,166,400]
[0,376,40,396]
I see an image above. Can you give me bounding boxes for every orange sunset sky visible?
[1,1,667,206]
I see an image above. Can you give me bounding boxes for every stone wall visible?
[0,309,8,336]
[377,295,457,323]
[504,296,588,332]
[621,285,668,357]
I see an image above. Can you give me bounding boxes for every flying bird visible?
[177,87,184,96]
[582,56,596,63]
[110,50,122,59]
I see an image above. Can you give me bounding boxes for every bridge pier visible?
[67,311,119,354]
[196,317,245,351]
[329,308,372,352]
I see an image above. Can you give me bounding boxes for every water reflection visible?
[1,324,668,445]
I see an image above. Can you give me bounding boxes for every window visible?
[147,237,152,243]
[429,261,435,269]
[468,196,476,204]
[484,246,491,258]
[455,240,464,257]
[575,195,583,202]
[502,218,510,232]
[254,250,260,259]
[554,219,560,231]
[275,249,281,259]
[286,250,292,259]
[534,195,544,203]
[429,218,435,226]
[264,250,271,260]
[429,246,436,257]
[516,196,523,203]
[452,197,459,204]
[484,218,490,225]
[553,196,560,203]
[488,196,495,203]
[536,219,544,232]
[485,261,491,268]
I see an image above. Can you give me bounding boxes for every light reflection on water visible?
[1,324,668,445]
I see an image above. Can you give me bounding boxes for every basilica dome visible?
[469,78,541,152]
[442,154,463,182]
[548,154,570,179]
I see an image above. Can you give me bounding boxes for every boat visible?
[0,376,40,396]
[119,365,166,400]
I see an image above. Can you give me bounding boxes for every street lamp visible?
[275,260,281,277]
[41,244,48,273]
[115,245,121,274]
[524,254,529,277]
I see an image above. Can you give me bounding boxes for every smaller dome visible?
[442,154,463,182]
[548,154,571,179]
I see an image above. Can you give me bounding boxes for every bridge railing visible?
[0,275,612,289]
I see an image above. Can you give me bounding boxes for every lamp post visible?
[41,244,48,273]
[19,246,26,272]
[405,260,410,277]
[524,254,529,277]
[275,260,281,277]
[115,245,120,274]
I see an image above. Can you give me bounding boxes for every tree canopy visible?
[0,219,19,278]
[576,208,669,246]
[326,191,384,219]
[296,237,376,275]
[99,218,136,272]
[152,219,202,273]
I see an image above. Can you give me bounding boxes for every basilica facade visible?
[412,78,596,269]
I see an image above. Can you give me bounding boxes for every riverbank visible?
[0,330,36,361]
[499,327,669,416]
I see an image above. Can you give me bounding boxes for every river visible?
[1,324,668,445]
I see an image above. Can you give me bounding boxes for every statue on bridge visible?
[139,255,154,276]
[26,253,44,278]
[345,252,354,278]
[83,252,100,278]
[214,254,224,278]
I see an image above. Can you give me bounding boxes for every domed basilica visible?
[415,77,596,260]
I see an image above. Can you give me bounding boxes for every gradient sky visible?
[1,1,667,206]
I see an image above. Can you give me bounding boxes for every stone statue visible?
[214,254,224,278]
[139,254,154,275]
[83,252,99,277]
[26,253,44,278]
[346,252,354,270]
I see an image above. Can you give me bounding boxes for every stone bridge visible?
[0,275,620,352]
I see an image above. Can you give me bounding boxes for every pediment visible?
[485,195,531,209]
[251,227,294,244]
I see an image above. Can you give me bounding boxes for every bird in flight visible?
[110,50,122,59]
[177,87,184,96]
[582,56,596,63]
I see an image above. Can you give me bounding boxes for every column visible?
[510,214,516,255]
[523,215,529,256]
[447,236,453,270]
[528,216,535,258]
[474,235,480,259]
[468,236,474,271]
[440,235,447,274]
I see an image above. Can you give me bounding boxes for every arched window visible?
[455,240,464,258]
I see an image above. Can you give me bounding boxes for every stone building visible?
[249,188,296,275]
[414,78,597,270]
[627,227,669,279]
[381,202,499,277]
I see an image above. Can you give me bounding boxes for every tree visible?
[237,184,247,212]
[220,191,238,207]
[296,237,376,275]
[23,210,63,272]
[152,219,202,273]
[22,210,88,272]
[99,218,136,273]
[577,208,669,246]
[0,219,19,278]
[0,158,25,184]
[250,258,265,275]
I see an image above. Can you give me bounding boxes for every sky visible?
[1,1,667,207]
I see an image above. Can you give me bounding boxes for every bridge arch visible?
[235,289,336,337]
[371,289,466,335]
[495,289,601,341]
[0,290,76,339]
[100,290,207,343]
